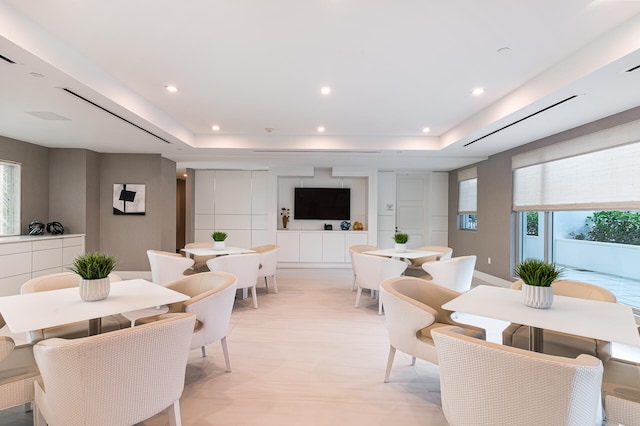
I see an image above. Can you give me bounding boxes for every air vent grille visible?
[253,149,382,154]
[0,54,16,64]
[626,64,640,73]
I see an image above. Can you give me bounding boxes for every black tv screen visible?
[294,187,350,220]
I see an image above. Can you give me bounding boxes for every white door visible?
[395,173,425,249]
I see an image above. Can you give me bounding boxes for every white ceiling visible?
[1,1,640,174]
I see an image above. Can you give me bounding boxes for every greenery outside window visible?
[0,160,21,236]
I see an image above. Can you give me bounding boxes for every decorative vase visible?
[522,283,553,309]
[214,241,225,250]
[282,215,289,229]
[79,277,110,302]
[395,243,407,253]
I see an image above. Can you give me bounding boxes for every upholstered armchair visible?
[0,314,40,413]
[404,245,453,277]
[147,249,195,285]
[348,245,380,291]
[602,356,640,426]
[502,279,616,363]
[421,255,476,293]
[20,272,128,342]
[252,244,280,293]
[433,326,603,426]
[184,242,216,272]
[379,277,485,382]
[352,253,407,315]
[162,272,238,369]
[207,253,261,308]
[32,313,196,426]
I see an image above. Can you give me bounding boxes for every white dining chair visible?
[352,253,407,315]
[147,249,195,286]
[251,244,280,293]
[207,253,261,309]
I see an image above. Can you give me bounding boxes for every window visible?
[458,167,477,230]
[0,160,20,236]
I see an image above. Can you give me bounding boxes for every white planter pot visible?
[214,240,226,250]
[395,243,407,253]
[522,283,553,309]
[79,277,110,302]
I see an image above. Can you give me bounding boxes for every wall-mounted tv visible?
[294,187,350,220]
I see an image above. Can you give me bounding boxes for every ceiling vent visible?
[0,53,16,64]
[626,64,640,73]
[464,95,579,147]
[62,88,172,144]
[26,111,70,121]
[253,149,382,154]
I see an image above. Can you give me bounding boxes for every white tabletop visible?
[363,248,442,260]
[183,246,255,257]
[0,279,189,334]
[442,285,640,347]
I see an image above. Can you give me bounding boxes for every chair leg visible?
[201,345,207,357]
[411,356,416,366]
[378,297,383,315]
[251,286,258,308]
[272,275,278,294]
[384,345,396,383]
[168,399,182,426]
[355,287,363,308]
[242,288,248,299]
[24,402,32,413]
[221,336,231,372]
[264,276,269,291]
[352,274,357,291]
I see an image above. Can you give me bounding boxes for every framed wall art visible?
[113,183,146,215]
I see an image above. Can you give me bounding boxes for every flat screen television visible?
[294,187,350,220]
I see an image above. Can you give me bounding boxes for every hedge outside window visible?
[0,160,20,236]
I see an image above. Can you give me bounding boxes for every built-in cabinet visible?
[0,234,85,296]
[277,231,368,266]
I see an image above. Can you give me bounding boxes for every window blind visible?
[458,167,477,214]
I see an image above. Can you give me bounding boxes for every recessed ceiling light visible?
[165,85,179,93]
[422,127,431,133]
[317,126,325,133]
[211,125,220,131]
[320,86,331,95]
[472,87,485,96]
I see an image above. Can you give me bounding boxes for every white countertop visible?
[0,234,85,244]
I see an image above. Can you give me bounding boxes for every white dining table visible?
[0,279,189,335]
[182,246,255,258]
[363,248,442,260]
[442,285,640,352]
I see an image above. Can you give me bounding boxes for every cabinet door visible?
[214,171,252,214]
[299,233,323,262]
[344,233,368,262]
[277,232,300,262]
[322,233,345,263]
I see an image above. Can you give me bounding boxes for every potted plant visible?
[514,258,563,309]
[393,232,409,253]
[68,252,117,302]
[211,231,228,250]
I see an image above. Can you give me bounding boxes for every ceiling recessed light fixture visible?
[422,127,431,133]
[211,125,220,131]
[165,85,179,93]
[320,86,331,95]
[317,126,325,133]
[472,87,485,96]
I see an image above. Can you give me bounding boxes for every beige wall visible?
[448,105,640,282]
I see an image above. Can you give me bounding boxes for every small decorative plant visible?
[393,233,409,244]
[211,231,228,242]
[514,258,563,287]
[68,252,117,280]
[281,207,290,229]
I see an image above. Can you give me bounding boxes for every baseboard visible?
[473,271,513,288]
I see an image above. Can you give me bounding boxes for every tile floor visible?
[0,268,631,425]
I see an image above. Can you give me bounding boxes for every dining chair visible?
[404,245,452,277]
[20,272,128,342]
[0,313,40,414]
[251,244,280,293]
[602,356,640,426]
[184,241,216,272]
[352,253,407,315]
[207,253,261,308]
[147,249,195,285]
[32,313,195,426]
[348,245,380,291]
[432,326,603,426]
[503,279,617,363]
[421,255,476,293]
[379,277,485,382]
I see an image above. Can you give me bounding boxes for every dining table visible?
[363,248,443,260]
[182,246,255,258]
[442,285,640,352]
[0,279,189,336]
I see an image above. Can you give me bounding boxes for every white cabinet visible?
[277,231,368,266]
[300,232,323,262]
[277,231,300,262]
[0,235,85,296]
[322,233,345,263]
[344,232,369,261]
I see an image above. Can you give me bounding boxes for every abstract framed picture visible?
[113,183,146,215]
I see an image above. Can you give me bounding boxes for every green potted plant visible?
[514,258,563,309]
[211,231,228,250]
[393,232,409,253]
[68,252,117,302]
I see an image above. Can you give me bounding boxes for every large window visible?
[0,160,20,236]
[458,167,477,230]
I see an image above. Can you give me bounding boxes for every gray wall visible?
[448,106,640,281]
[0,135,49,232]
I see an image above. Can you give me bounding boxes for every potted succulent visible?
[68,252,117,302]
[393,232,409,253]
[211,231,228,250]
[514,258,563,309]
